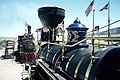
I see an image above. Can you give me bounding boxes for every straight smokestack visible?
[27,25,31,34]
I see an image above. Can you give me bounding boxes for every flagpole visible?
[91,10,95,57]
[92,0,95,31]
[92,3,95,61]
[93,9,95,32]
[108,1,110,45]
[85,0,96,61]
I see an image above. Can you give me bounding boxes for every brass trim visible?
[74,53,90,79]
[37,62,58,80]
[84,60,93,80]
[74,56,86,78]
[65,54,75,71]
[46,46,53,60]
[52,49,61,64]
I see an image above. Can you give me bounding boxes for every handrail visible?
[38,36,120,48]
[64,38,87,47]
[37,61,59,80]
[38,38,88,48]
[86,19,120,35]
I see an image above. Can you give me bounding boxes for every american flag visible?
[99,3,109,11]
[42,27,49,32]
[92,25,99,31]
[56,21,64,30]
[85,0,95,17]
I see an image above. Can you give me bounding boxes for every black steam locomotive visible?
[30,6,120,80]
[15,25,37,64]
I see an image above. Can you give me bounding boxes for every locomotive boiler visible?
[31,6,120,80]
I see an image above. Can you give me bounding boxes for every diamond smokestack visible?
[38,6,65,29]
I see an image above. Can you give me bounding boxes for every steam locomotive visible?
[29,6,120,80]
[15,25,37,64]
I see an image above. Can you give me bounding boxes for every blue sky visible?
[0,0,120,37]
